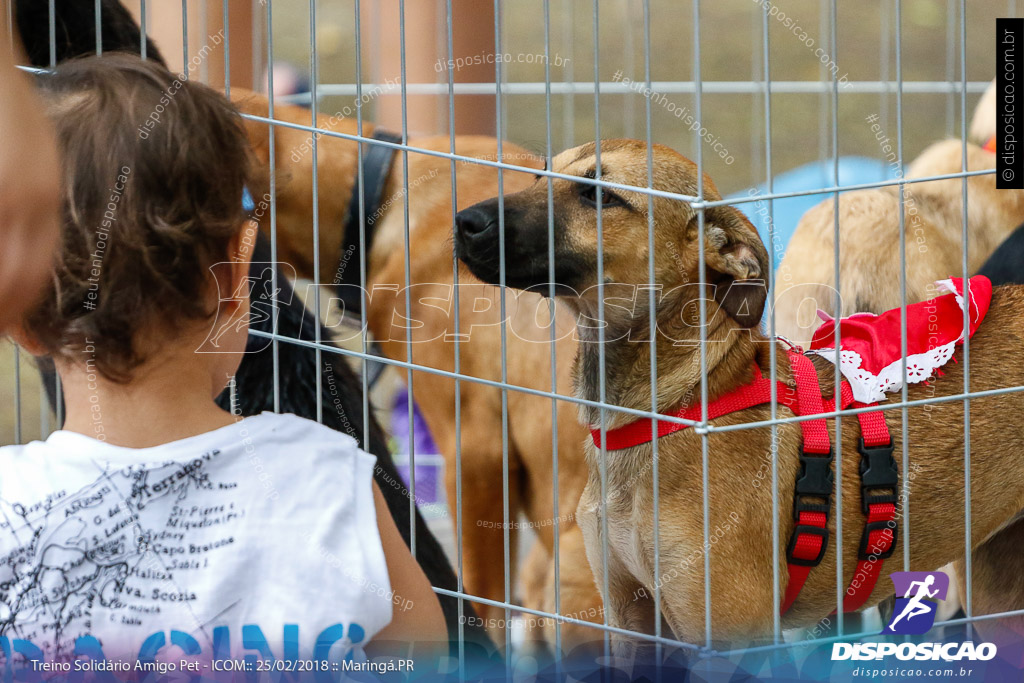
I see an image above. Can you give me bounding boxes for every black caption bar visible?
[998,18,1023,189]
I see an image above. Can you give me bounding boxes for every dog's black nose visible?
[455,206,497,238]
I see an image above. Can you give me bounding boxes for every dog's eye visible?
[580,184,624,209]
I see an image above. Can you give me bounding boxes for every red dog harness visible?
[592,351,896,614]
[590,276,992,616]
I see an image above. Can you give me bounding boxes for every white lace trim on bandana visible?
[808,279,970,404]
[809,343,956,403]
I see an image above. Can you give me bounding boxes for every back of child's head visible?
[25,53,259,382]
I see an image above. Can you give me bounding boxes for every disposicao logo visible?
[831,571,997,662]
[884,571,948,635]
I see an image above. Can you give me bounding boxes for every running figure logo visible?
[883,571,950,635]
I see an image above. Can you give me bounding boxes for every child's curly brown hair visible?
[24,53,262,382]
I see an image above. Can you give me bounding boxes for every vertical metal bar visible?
[692,0,712,651]
[622,2,635,137]
[880,0,891,141]
[309,0,322,426]
[95,0,101,55]
[541,0,563,659]
[897,0,911,576]
[40,0,57,435]
[945,0,956,136]
[266,0,280,414]
[13,347,21,445]
[44,0,57,438]
[199,0,208,82]
[140,0,148,61]
[353,0,373,561]
[749,14,763,188]
[561,0,575,149]
[641,0,661,667]
[817,0,828,163]
[40,381,49,439]
[48,0,56,67]
[959,0,973,627]
[252,1,261,84]
[590,0,611,662]
[55,375,63,428]
[829,0,844,633]
[761,0,781,645]
[442,0,465,670]
[181,0,189,76]
[222,0,230,96]
[492,0,512,660]
[397,0,416,559]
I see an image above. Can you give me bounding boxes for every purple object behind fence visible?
[391,390,443,505]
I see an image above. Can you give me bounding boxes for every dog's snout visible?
[455,206,497,239]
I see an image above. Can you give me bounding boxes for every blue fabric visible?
[729,157,897,271]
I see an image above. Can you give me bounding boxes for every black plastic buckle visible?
[786,525,830,566]
[858,519,898,560]
[793,449,835,520]
[858,438,899,514]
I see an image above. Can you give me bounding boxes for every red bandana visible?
[807,276,992,403]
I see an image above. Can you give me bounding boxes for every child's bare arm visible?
[369,481,446,653]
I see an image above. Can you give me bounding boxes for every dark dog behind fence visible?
[17,0,490,653]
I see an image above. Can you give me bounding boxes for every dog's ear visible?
[699,207,769,328]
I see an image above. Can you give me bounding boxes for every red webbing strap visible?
[781,352,833,614]
[855,405,890,448]
[590,367,797,450]
[839,382,897,613]
[788,353,831,454]
[842,500,897,613]
[586,352,897,616]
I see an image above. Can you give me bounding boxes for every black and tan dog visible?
[456,138,1024,649]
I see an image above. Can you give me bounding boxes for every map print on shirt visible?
[0,449,239,660]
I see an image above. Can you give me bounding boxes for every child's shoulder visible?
[252,411,360,447]
[0,441,41,463]
[246,412,372,465]
[0,413,370,469]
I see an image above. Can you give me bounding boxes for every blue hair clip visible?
[242,186,255,212]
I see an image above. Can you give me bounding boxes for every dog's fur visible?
[17,0,492,653]
[774,81,1024,346]
[227,93,603,647]
[456,138,1024,648]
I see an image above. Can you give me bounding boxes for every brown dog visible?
[456,138,1024,648]
[775,81,1024,346]
[227,89,602,648]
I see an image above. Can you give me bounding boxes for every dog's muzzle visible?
[454,205,504,283]
[455,206,499,244]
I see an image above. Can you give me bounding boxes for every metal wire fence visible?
[7,0,1024,677]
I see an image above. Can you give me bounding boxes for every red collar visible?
[984,135,997,153]
[589,349,899,616]
[590,351,854,451]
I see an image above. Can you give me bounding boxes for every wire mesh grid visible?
[6,0,1024,676]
